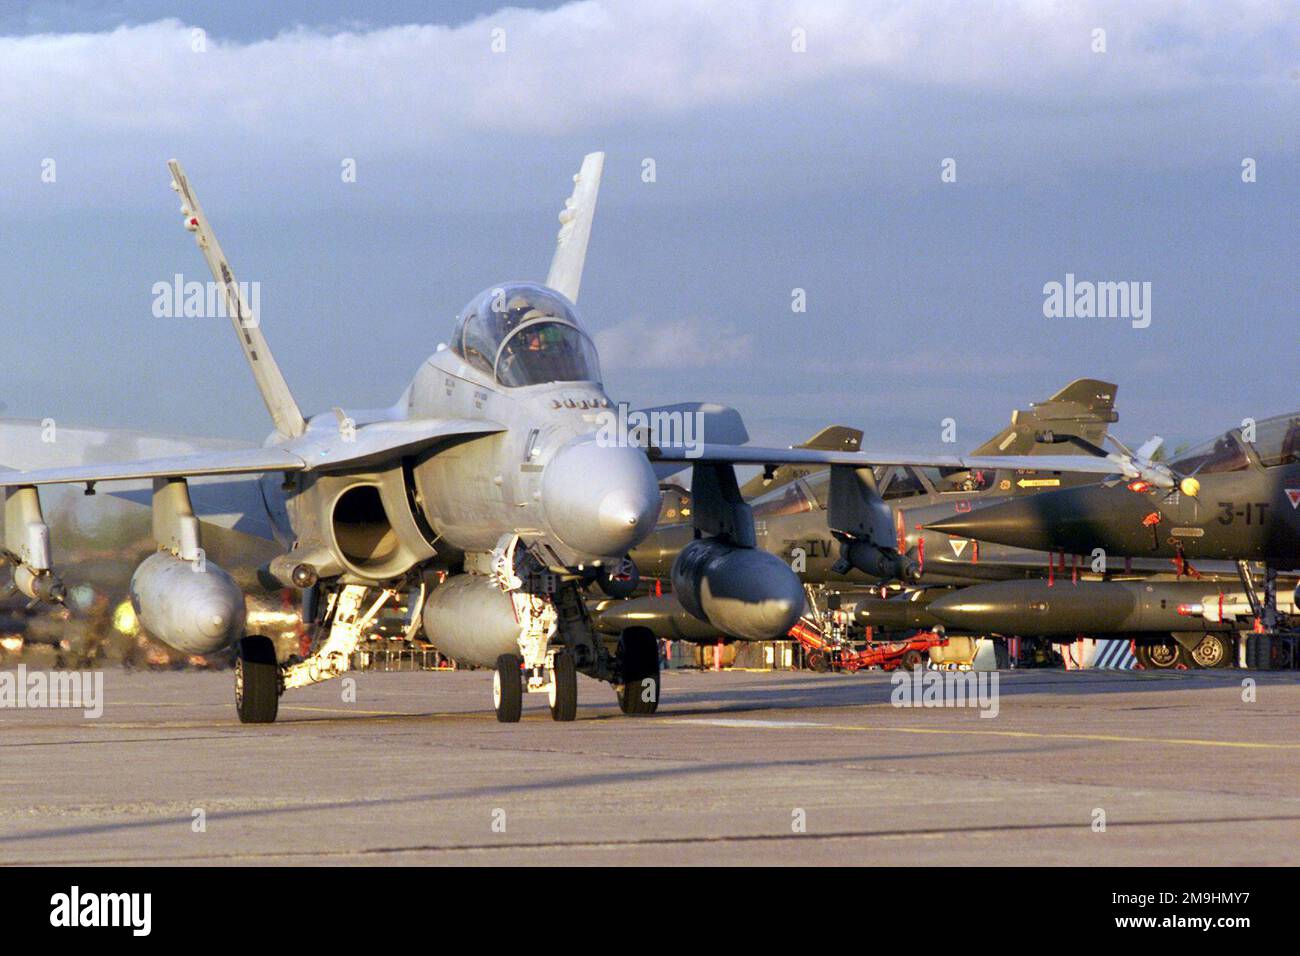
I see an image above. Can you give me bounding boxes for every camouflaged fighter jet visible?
[635,379,1121,585]
[0,153,1118,724]
[927,415,1300,668]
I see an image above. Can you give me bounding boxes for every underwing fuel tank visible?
[853,592,942,631]
[129,552,247,655]
[592,592,731,642]
[671,538,805,641]
[926,579,1230,637]
[422,574,530,668]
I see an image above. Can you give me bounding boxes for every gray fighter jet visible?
[0,153,1114,723]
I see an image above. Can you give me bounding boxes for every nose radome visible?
[599,489,652,535]
[542,440,660,561]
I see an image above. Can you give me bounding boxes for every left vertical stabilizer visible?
[168,160,306,438]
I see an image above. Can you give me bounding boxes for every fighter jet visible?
[597,380,1123,641]
[0,153,1118,723]
[927,415,1300,667]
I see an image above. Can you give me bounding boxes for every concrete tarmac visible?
[1,667,1297,865]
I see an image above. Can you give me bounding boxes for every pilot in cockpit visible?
[453,282,601,387]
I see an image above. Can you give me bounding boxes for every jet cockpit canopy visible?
[451,282,601,388]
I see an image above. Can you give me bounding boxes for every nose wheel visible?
[549,651,578,721]
[493,654,523,723]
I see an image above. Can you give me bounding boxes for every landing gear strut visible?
[1234,560,1297,669]
[231,583,410,724]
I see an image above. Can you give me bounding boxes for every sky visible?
[0,0,1295,454]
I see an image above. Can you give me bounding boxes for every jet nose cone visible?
[925,588,1002,630]
[598,490,650,535]
[927,485,1135,554]
[926,496,1058,551]
[542,440,660,561]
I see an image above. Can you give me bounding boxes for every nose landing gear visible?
[493,653,523,723]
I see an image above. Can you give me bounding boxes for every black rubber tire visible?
[617,628,660,715]
[235,635,279,724]
[1134,639,1190,670]
[993,639,1011,670]
[1245,635,1272,670]
[807,651,830,672]
[494,654,523,722]
[549,651,578,722]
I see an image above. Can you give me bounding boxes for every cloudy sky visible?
[0,1,1295,453]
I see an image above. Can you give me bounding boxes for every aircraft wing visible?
[0,419,504,487]
[647,443,1126,477]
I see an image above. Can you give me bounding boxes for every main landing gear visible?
[615,627,660,716]
[1235,561,1299,670]
[231,583,411,724]
[235,635,280,723]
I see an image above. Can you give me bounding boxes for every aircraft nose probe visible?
[540,439,661,560]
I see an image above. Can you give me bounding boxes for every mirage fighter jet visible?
[0,153,1115,723]
[927,415,1300,667]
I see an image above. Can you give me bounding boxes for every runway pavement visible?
[1,667,1297,865]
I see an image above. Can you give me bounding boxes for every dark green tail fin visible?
[738,425,862,498]
[969,378,1118,457]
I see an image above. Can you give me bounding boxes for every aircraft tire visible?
[993,639,1011,670]
[494,654,523,723]
[549,651,578,722]
[1189,633,1232,669]
[1245,635,1273,671]
[235,636,279,724]
[617,627,660,716]
[1134,639,1190,671]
